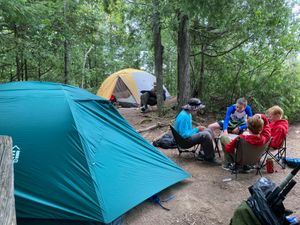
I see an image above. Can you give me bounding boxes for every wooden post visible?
[0,136,16,225]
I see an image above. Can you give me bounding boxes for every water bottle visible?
[266,157,274,173]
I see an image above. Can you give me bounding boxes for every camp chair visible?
[232,137,272,178]
[214,137,221,158]
[261,137,287,169]
[170,126,200,157]
[214,132,238,158]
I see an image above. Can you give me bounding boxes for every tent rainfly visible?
[0,81,189,224]
[97,68,170,107]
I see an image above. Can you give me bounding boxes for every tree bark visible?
[24,58,28,81]
[63,1,70,84]
[177,13,190,109]
[38,59,41,81]
[152,0,164,116]
[64,40,69,84]
[81,45,94,88]
[14,24,21,81]
[198,44,205,98]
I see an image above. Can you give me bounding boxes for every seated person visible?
[221,114,271,170]
[266,105,288,149]
[140,82,166,112]
[175,98,219,165]
[208,97,253,136]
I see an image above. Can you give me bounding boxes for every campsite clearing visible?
[120,107,300,225]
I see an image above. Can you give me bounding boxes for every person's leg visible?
[147,96,157,106]
[220,135,234,169]
[208,121,222,139]
[140,92,150,110]
[188,128,215,160]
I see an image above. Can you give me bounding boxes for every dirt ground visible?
[118,107,300,225]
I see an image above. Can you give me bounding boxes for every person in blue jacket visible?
[208,97,253,136]
[175,98,219,164]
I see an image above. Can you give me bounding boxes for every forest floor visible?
[118,104,300,225]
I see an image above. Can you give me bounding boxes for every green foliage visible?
[0,0,300,121]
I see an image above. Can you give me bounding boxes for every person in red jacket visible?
[267,105,288,149]
[221,114,271,170]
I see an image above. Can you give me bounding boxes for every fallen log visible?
[137,122,168,133]
[0,136,16,225]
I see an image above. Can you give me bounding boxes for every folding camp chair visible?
[261,137,287,169]
[214,136,221,158]
[232,137,272,178]
[170,126,200,157]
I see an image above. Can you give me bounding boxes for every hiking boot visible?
[229,164,239,174]
[222,163,233,171]
[240,165,253,174]
[197,153,205,161]
[140,106,146,113]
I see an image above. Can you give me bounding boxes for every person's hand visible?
[223,130,228,135]
[198,126,206,132]
[232,127,239,134]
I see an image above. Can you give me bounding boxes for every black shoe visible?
[240,165,253,174]
[229,164,239,174]
[197,153,205,161]
[222,163,233,171]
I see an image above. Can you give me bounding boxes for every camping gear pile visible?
[0,81,189,225]
[230,165,300,225]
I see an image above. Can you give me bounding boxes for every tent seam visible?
[61,86,105,222]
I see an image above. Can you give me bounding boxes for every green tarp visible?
[0,81,189,223]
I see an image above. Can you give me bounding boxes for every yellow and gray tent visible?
[97,68,170,107]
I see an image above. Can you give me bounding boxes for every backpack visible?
[153,134,177,149]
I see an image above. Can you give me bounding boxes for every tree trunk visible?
[64,39,69,84]
[15,54,21,81]
[24,58,28,81]
[38,59,41,81]
[198,44,205,99]
[63,1,69,84]
[152,0,164,116]
[177,13,190,109]
[81,45,94,88]
[14,25,21,81]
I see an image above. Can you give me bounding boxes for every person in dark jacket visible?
[140,82,166,113]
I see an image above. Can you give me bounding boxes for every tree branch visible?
[191,36,251,57]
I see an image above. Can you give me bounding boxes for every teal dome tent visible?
[0,82,189,224]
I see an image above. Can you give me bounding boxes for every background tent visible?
[0,82,189,224]
[97,68,170,107]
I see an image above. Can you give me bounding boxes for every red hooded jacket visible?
[269,119,288,149]
[225,114,271,154]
